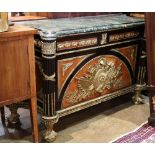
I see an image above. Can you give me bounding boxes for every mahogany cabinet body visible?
[146,13,155,126]
[0,26,38,142]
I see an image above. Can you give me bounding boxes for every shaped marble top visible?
[14,14,144,39]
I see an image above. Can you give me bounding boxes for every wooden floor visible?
[0,95,149,143]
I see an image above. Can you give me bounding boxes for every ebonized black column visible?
[40,33,58,142]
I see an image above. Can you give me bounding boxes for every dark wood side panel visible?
[146,13,155,126]
[146,13,155,86]
[24,12,112,19]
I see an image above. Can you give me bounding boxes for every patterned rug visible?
[112,122,155,143]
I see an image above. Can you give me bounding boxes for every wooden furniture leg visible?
[8,104,20,124]
[0,107,5,124]
[29,97,39,143]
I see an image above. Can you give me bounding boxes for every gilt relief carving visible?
[65,57,123,105]
[57,38,97,51]
[109,31,139,42]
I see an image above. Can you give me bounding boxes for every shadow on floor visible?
[54,93,134,131]
[0,93,149,142]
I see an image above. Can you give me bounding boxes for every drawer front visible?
[56,26,143,53]
[58,45,137,109]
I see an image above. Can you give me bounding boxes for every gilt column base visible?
[132,84,146,105]
[42,115,59,142]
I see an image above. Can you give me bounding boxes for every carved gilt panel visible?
[62,55,132,108]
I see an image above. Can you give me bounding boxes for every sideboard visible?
[0,26,38,142]
[14,14,145,142]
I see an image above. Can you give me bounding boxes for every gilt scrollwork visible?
[65,57,123,105]
[57,38,97,51]
[109,31,139,42]
[60,86,135,117]
[101,33,107,44]
[36,59,55,81]
[62,62,73,76]
[41,41,56,55]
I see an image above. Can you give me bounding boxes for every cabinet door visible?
[58,44,138,109]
